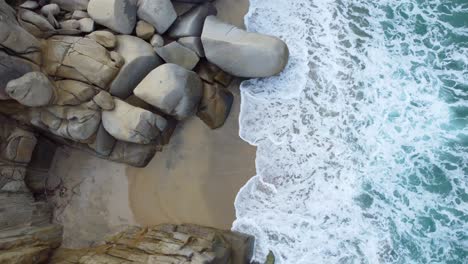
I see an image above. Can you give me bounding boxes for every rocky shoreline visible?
[0,0,288,263]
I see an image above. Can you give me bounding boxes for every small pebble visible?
[150,34,164,48]
[136,20,155,40]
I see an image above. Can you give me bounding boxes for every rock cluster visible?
[0,0,288,168]
[50,224,254,264]
[0,115,62,264]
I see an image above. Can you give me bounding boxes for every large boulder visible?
[88,0,137,34]
[168,2,217,38]
[197,82,233,129]
[32,104,101,143]
[43,36,122,89]
[137,0,177,34]
[102,99,167,144]
[17,8,55,38]
[201,16,289,78]
[178,36,205,57]
[5,72,55,107]
[51,0,89,11]
[155,41,199,70]
[0,0,41,60]
[0,51,40,100]
[109,35,162,99]
[53,80,97,106]
[134,63,202,120]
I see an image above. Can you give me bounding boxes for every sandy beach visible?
[49,0,254,247]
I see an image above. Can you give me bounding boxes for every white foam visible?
[234,0,468,263]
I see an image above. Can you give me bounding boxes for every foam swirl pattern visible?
[234,0,468,263]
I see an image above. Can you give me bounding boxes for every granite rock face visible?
[202,16,289,78]
[155,41,200,70]
[109,35,162,98]
[5,72,55,107]
[49,224,254,264]
[134,63,203,120]
[102,99,166,144]
[33,104,101,143]
[43,36,122,89]
[88,0,137,34]
[137,0,177,34]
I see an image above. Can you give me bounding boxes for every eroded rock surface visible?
[50,224,254,264]
[43,36,122,89]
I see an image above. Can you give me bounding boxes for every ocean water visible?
[233,0,468,263]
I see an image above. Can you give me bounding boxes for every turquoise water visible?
[234,0,467,263]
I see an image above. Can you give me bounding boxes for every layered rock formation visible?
[0,115,62,264]
[50,224,254,264]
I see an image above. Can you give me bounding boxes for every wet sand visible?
[50,0,254,247]
[127,79,255,230]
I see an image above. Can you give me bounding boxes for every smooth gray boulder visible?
[150,34,164,48]
[109,35,162,99]
[43,36,122,89]
[168,2,217,38]
[178,36,205,57]
[78,18,95,32]
[102,99,166,144]
[6,72,55,107]
[86,30,116,48]
[88,124,116,156]
[135,20,155,40]
[134,63,202,120]
[155,41,199,70]
[88,0,137,34]
[137,0,176,34]
[53,80,97,106]
[201,16,289,78]
[0,51,40,100]
[51,0,89,11]
[18,8,55,37]
[41,4,60,16]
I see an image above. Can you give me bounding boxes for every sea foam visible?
[234,0,468,263]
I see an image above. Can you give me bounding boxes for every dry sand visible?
[50,0,254,247]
